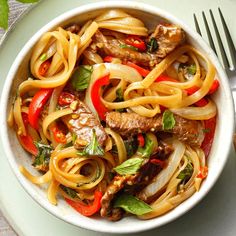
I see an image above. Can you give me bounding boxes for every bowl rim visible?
[0,0,235,234]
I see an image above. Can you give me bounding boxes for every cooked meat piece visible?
[94,30,158,67]
[93,24,185,67]
[61,99,107,147]
[65,24,80,34]
[100,175,137,221]
[106,112,204,147]
[149,23,185,58]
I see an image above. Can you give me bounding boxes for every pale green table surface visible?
[0,0,236,235]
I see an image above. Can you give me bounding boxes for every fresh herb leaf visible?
[60,185,78,199]
[78,129,104,156]
[162,110,175,130]
[40,53,47,61]
[71,65,93,91]
[202,128,210,133]
[120,44,138,51]
[32,142,52,168]
[147,37,158,53]
[187,64,196,75]
[16,0,39,3]
[114,193,152,215]
[72,133,77,144]
[137,134,154,158]
[177,162,193,183]
[0,0,9,30]
[113,157,143,175]
[115,88,123,102]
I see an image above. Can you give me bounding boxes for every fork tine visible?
[209,9,230,69]
[202,11,217,55]
[218,7,236,69]
[193,14,202,36]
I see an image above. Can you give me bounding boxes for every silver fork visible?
[193,8,236,146]
[193,8,236,78]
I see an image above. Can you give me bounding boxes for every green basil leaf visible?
[32,142,52,168]
[16,0,39,3]
[113,157,143,175]
[162,110,175,130]
[120,44,138,51]
[78,129,104,156]
[187,64,196,75]
[60,185,78,199]
[114,193,152,215]
[137,134,154,158]
[0,0,9,30]
[71,65,93,91]
[147,37,158,53]
[177,163,193,182]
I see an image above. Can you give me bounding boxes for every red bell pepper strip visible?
[208,79,220,94]
[137,133,145,147]
[125,35,146,52]
[65,190,102,216]
[91,74,110,120]
[150,159,165,168]
[103,56,115,63]
[28,88,53,130]
[197,166,208,179]
[51,125,67,144]
[126,61,150,77]
[155,75,178,83]
[58,92,75,106]
[201,116,216,158]
[39,60,51,76]
[18,113,38,156]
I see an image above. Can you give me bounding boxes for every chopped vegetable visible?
[120,44,139,51]
[65,190,102,216]
[150,158,165,168]
[51,125,67,144]
[78,129,104,156]
[71,65,93,91]
[187,64,196,75]
[61,185,79,199]
[0,0,9,30]
[137,133,145,147]
[103,56,114,63]
[147,37,158,53]
[28,88,53,130]
[114,193,152,215]
[115,88,123,102]
[196,166,208,179]
[208,79,220,94]
[201,116,216,157]
[113,157,143,175]
[91,73,110,120]
[162,110,176,130]
[124,35,146,52]
[39,53,47,62]
[155,75,178,83]
[137,134,154,158]
[177,162,193,184]
[58,92,75,106]
[126,61,150,77]
[18,113,38,155]
[32,142,52,168]
[39,60,51,76]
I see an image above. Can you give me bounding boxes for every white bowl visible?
[0,1,235,234]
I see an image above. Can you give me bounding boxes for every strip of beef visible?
[100,175,137,221]
[61,99,107,147]
[93,23,185,67]
[149,23,185,58]
[65,24,80,34]
[106,112,204,147]
[100,143,173,221]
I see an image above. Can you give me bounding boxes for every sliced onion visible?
[104,63,143,83]
[170,100,217,120]
[138,139,186,201]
